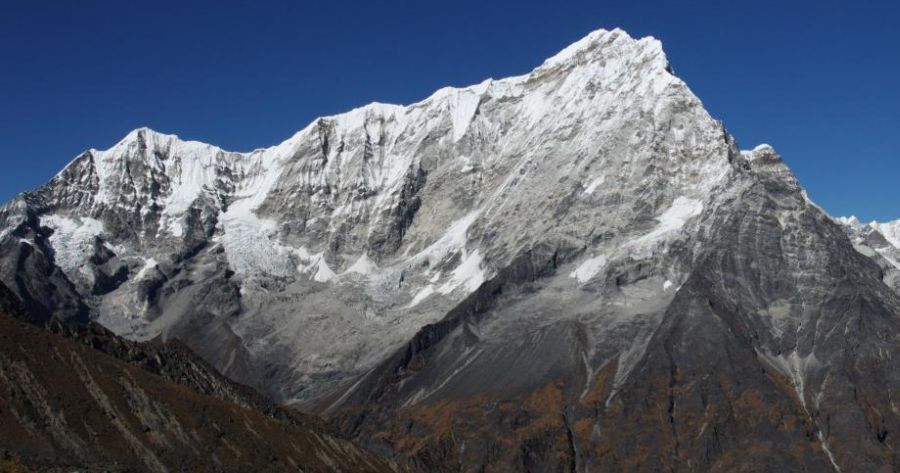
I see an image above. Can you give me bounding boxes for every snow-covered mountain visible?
[839,217,900,250]
[2,28,899,471]
[1,28,729,400]
[836,216,900,293]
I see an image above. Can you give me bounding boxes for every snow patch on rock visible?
[570,254,608,283]
[413,210,482,268]
[40,214,105,278]
[438,250,485,295]
[135,258,158,280]
[345,254,379,275]
[313,258,336,282]
[583,175,605,195]
[407,285,435,308]
[625,197,703,258]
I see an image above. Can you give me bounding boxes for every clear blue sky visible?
[1,0,898,221]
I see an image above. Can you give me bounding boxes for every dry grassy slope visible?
[0,278,336,437]
[0,312,401,472]
[43,319,336,435]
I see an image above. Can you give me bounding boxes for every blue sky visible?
[1,0,898,220]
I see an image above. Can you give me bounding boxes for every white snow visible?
[835,215,862,229]
[663,280,673,291]
[540,29,619,68]
[655,197,704,234]
[438,250,485,295]
[209,131,315,278]
[406,285,435,308]
[313,258,336,282]
[216,208,297,278]
[570,254,608,283]
[345,253,379,275]
[156,142,222,236]
[135,258,158,279]
[413,210,482,268]
[751,143,774,154]
[39,214,105,277]
[837,217,900,252]
[625,197,704,258]
[92,129,225,228]
[325,102,405,139]
[516,87,552,125]
[872,220,900,249]
[446,84,486,141]
[583,175,605,195]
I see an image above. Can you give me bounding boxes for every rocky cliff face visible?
[333,145,900,471]
[1,28,898,472]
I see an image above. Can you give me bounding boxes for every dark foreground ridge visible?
[0,284,400,473]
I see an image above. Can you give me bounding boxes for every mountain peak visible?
[86,126,179,156]
[836,215,863,228]
[120,125,174,144]
[99,126,222,159]
[538,28,668,72]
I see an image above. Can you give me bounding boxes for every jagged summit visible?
[88,126,215,156]
[838,215,900,250]
[539,28,667,70]
[121,125,172,141]
[94,28,676,169]
[39,28,679,244]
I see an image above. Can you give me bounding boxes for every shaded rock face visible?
[0,301,400,472]
[0,27,899,472]
[0,211,90,324]
[0,280,336,440]
[40,319,334,435]
[333,147,900,472]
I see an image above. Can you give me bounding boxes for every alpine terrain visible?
[1,28,899,472]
